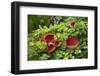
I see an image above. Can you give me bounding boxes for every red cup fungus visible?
[54,40,61,47]
[48,43,56,54]
[69,20,76,28]
[66,36,79,49]
[44,33,54,44]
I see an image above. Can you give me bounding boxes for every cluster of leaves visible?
[28,16,88,61]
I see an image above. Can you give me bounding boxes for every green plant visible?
[28,16,88,61]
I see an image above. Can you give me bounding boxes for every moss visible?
[28,16,88,61]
